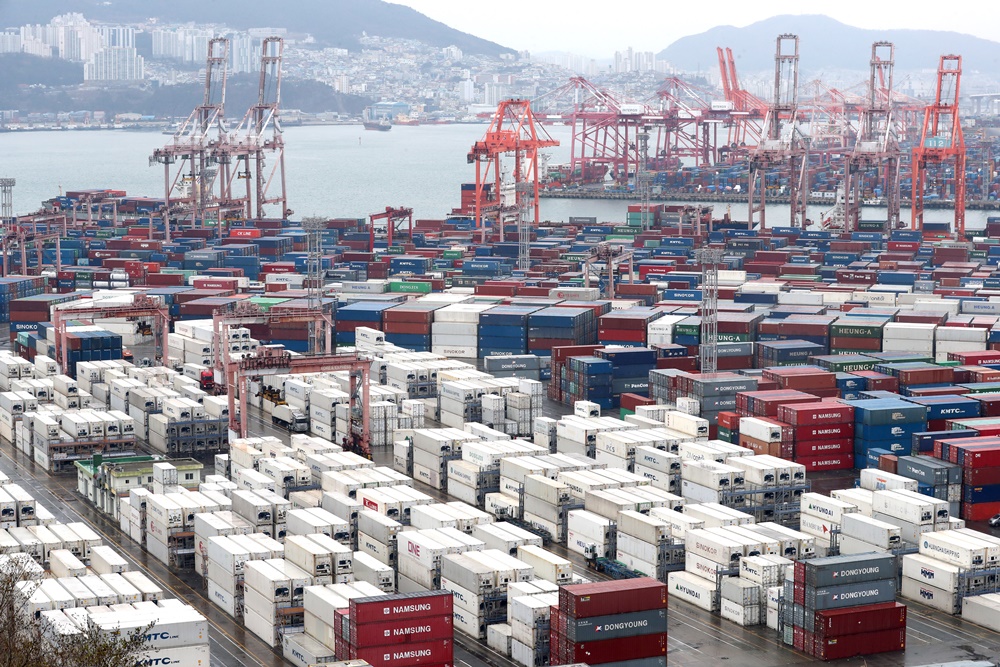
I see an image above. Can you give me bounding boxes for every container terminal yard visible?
[3,31,1000,667]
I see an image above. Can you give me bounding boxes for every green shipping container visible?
[389,281,432,294]
[443,250,464,259]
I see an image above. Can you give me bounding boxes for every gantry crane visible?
[368,207,414,251]
[843,42,901,232]
[3,213,68,276]
[227,346,373,456]
[582,242,635,299]
[748,34,810,230]
[52,295,170,376]
[716,47,768,157]
[468,99,559,252]
[150,37,230,233]
[912,55,966,239]
[211,300,334,383]
[219,37,289,220]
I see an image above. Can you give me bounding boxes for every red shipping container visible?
[558,578,667,618]
[777,402,854,426]
[350,591,453,625]
[812,627,905,661]
[563,633,667,664]
[352,639,453,667]
[795,454,854,471]
[791,423,854,441]
[964,466,1000,485]
[793,439,853,457]
[814,602,906,638]
[349,615,454,646]
[962,500,1000,521]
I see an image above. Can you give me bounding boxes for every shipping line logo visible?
[596,619,650,632]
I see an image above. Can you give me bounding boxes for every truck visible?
[182,363,216,392]
[272,404,308,432]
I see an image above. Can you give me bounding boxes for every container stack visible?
[597,308,663,347]
[798,492,859,556]
[829,317,886,355]
[340,591,455,667]
[843,398,927,468]
[432,303,495,359]
[382,301,442,352]
[335,302,400,347]
[528,307,596,354]
[928,435,1000,520]
[594,347,656,407]
[507,589,559,667]
[784,554,904,660]
[769,401,854,471]
[477,305,542,358]
[666,372,760,426]
[395,528,485,593]
[550,578,668,667]
[440,550,529,641]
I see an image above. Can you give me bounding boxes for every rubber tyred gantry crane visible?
[211,300,334,383]
[227,346,373,456]
[912,55,966,239]
[52,295,170,376]
[368,206,414,251]
[468,99,559,246]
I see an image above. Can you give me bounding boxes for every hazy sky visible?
[390,0,993,58]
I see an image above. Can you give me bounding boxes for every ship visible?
[363,107,391,132]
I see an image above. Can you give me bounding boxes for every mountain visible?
[0,0,514,56]
[658,15,1000,75]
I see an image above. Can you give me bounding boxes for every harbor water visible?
[1,124,991,229]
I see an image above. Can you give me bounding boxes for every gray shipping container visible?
[805,579,897,611]
[800,552,897,587]
[564,608,668,642]
[897,456,960,485]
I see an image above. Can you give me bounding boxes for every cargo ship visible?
[363,107,391,132]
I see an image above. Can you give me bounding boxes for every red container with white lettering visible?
[349,614,454,647]
[351,639,453,667]
[349,591,454,625]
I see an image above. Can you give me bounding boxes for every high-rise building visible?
[50,13,102,62]
[98,25,135,48]
[459,79,475,103]
[85,46,145,81]
[0,32,20,54]
[484,82,508,106]
[230,34,260,74]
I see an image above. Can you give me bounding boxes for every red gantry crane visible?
[912,55,966,239]
[52,295,170,375]
[468,99,559,261]
[368,206,414,251]
[716,46,768,159]
[226,346,373,456]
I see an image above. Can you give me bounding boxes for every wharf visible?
[539,189,1000,210]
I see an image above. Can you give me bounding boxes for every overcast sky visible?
[390,0,993,58]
